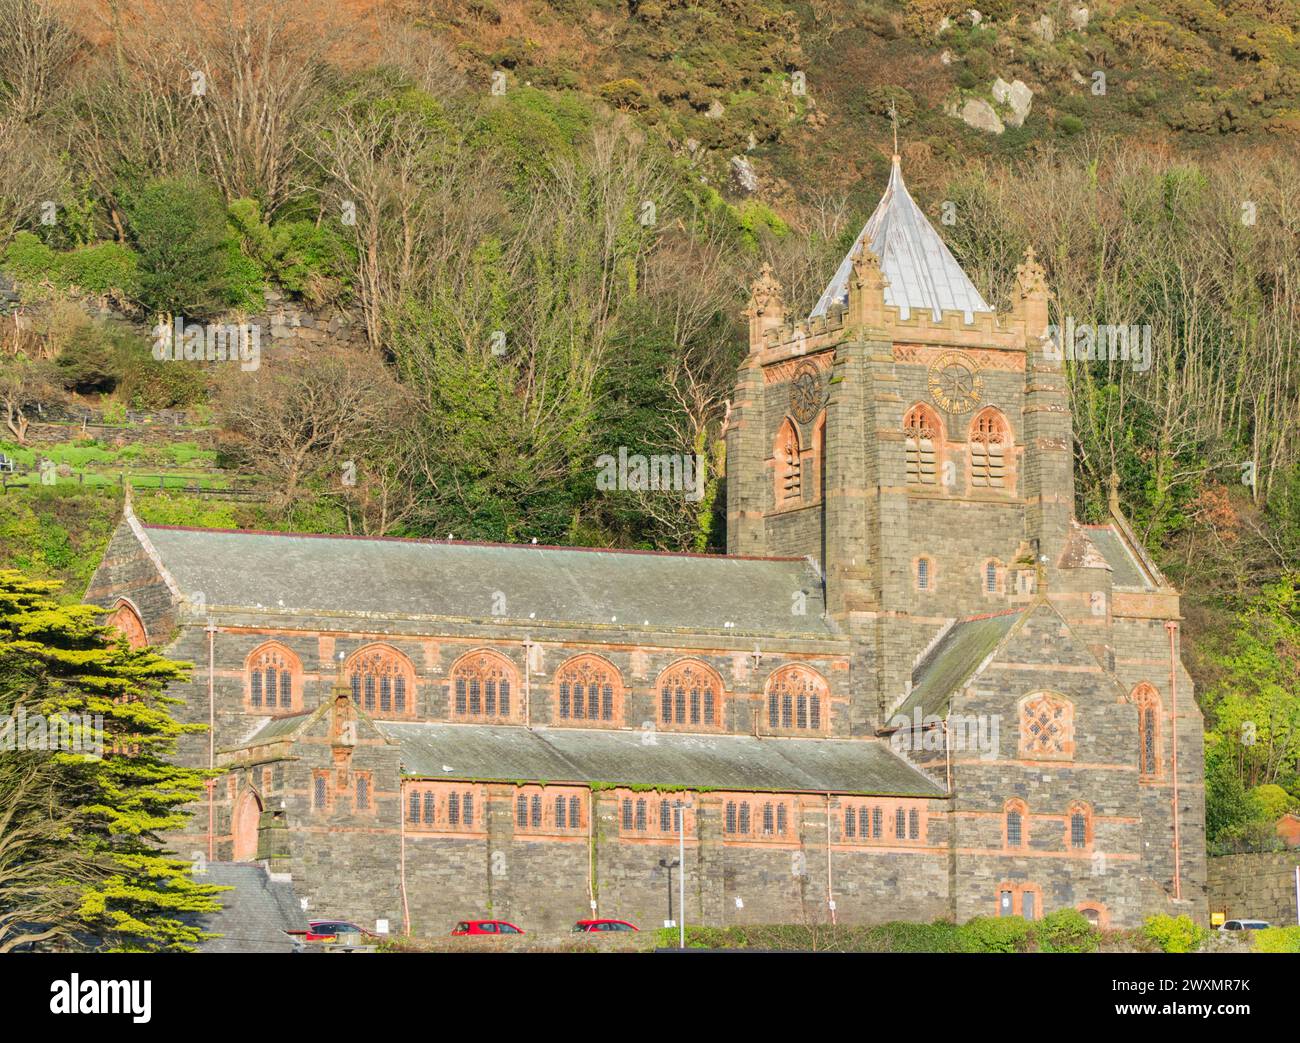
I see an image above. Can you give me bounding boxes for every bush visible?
[865,920,964,952]
[1253,925,1300,953]
[227,198,351,307]
[55,324,122,393]
[0,234,140,299]
[127,178,233,318]
[1037,909,1099,953]
[1249,783,1294,821]
[959,915,1032,953]
[2,231,59,282]
[1141,914,1207,953]
[59,242,140,297]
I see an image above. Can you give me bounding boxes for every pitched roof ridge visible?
[142,523,805,564]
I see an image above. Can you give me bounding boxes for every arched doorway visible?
[232,789,263,862]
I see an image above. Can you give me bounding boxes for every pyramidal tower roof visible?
[810,156,992,322]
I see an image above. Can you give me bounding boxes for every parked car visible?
[572,919,638,932]
[452,920,524,935]
[1218,919,1270,932]
[303,920,373,942]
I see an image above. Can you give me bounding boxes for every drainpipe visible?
[399,783,411,935]
[1165,620,1181,901]
[205,619,217,864]
[825,793,837,925]
[522,636,533,728]
[588,789,597,917]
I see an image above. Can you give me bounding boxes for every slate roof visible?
[895,610,1022,720]
[811,156,993,322]
[377,721,944,798]
[1086,525,1156,590]
[141,525,832,636]
[187,862,307,953]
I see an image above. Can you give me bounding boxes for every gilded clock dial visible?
[927,351,983,414]
[789,362,825,424]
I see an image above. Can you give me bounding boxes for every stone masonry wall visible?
[1206,852,1300,926]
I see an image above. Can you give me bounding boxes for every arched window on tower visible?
[774,418,802,506]
[904,404,942,486]
[1133,683,1161,778]
[347,645,416,717]
[813,413,827,503]
[970,408,1010,490]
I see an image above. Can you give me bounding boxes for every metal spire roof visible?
[810,156,992,322]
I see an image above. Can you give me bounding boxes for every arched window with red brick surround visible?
[903,404,943,486]
[1004,798,1028,850]
[247,642,302,713]
[773,417,803,507]
[1133,683,1161,778]
[449,649,519,722]
[969,407,1011,491]
[1019,692,1075,760]
[655,659,724,730]
[347,644,416,717]
[554,654,622,726]
[764,664,829,733]
[1067,800,1094,850]
[107,599,147,649]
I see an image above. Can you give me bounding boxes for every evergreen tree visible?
[0,569,223,951]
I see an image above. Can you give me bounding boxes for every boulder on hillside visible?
[950,97,1005,135]
[992,78,1034,127]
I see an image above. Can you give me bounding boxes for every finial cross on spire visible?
[888,98,899,157]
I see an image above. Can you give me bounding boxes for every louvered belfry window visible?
[970,409,1008,488]
[904,405,940,485]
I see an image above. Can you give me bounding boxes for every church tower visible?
[727,155,1073,729]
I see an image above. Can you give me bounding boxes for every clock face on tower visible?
[927,351,983,414]
[789,362,825,424]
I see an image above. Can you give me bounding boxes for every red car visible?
[572,919,638,933]
[452,919,524,936]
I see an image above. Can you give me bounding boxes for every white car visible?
[1218,919,1270,932]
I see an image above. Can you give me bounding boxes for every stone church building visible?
[86,156,1206,933]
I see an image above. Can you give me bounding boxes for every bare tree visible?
[216,349,408,510]
[0,0,84,123]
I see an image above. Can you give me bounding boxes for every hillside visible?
[1,0,1298,850]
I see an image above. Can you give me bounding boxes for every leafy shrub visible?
[865,920,964,952]
[2,234,140,299]
[115,343,209,410]
[1037,909,1099,953]
[59,242,140,297]
[1141,914,1207,953]
[959,915,1032,953]
[127,178,233,318]
[228,198,352,307]
[3,231,59,282]
[1253,925,1300,953]
[55,324,122,393]
[1249,783,1294,821]
[598,78,651,111]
